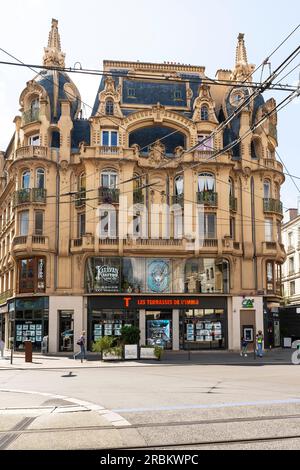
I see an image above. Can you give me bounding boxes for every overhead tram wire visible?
[0,59,298,93]
[2,28,300,191]
[1,25,299,196]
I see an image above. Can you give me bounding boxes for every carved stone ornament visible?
[148,140,166,165]
[130,143,140,158]
[60,160,69,173]
[174,146,184,158]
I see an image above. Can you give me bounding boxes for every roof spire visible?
[43,18,65,68]
[236,33,248,66]
[231,32,255,81]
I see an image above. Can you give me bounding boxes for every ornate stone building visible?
[0,20,285,353]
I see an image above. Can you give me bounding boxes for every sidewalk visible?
[0,348,294,370]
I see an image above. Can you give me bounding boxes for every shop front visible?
[8,297,49,351]
[87,295,228,351]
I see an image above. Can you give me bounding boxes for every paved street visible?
[0,349,300,450]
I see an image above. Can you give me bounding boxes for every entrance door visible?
[274,320,280,347]
[59,311,74,352]
[146,311,172,349]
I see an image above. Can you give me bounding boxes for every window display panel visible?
[147,259,171,293]
[88,309,138,349]
[85,257,121,293]
[122,258,145,293]
[185,259,229,294]
[182,309,226,349]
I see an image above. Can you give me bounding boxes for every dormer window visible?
[105,99,114,116]
[30,98,39,121]
[128,88,136,97]
[201,105,209,121]
[101,130,118,147]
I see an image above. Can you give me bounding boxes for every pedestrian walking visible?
[240,335,248,357]
[74,331,86,362]
[256,330,264,357]
[0,338,4,359]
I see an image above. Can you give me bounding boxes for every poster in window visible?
[16,336,22,342]
[147,259,170,293]
[36,325,42,331]
[36,336,42,342]
[86,258,121,293]
[16,325,22,331]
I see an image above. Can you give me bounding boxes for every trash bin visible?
[24,340,33,363]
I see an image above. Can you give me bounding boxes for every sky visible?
[0,0,300,216]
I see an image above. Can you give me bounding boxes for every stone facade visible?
[0,20,286,353]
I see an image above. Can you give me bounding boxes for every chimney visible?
[289,208,298,221]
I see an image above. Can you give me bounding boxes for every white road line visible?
[0,388,130,427]
[113,398,300,413]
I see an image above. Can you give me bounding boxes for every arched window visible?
[229,177,234,198]
[264,179,271,199]
[21,170,30,189]
[101,169,118,189]
[201,105,209,121]
[174,175,184,195]
[79,173,86,191]
[105,99,114,116]
[36,168,45,189]
[30,98,39,121]
[198,173,215,192]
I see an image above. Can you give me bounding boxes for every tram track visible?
[1,411,300,435]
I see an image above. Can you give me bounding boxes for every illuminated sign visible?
[123,297,200,308]
[242,298,255,309]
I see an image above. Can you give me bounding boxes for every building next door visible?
[146,311,172,350]
[59,310,74,352]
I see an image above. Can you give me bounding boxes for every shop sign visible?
[123,297,201,308]
[96,265,119,284]
[242,298,254,309]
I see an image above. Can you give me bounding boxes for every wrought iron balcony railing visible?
[75,190,86,208]
[98,187,120,204]
[172,194,184,207]
[22,108,40,125]
[197,191,218,207]
[229,196,237,212]
[133,189,144,204]
[14,188,46,206]
[263,198,283,215]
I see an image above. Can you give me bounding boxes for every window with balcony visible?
[36,168,45,189]
[78,212,86,238]
[197,134,213,151]
[265,218,273,242]
[21,170,30,189]
[173,175,184,206]
[29,134,40,146]
[200,105,209,121]
[198,173,217,206]
[199,212,216,239]
[18,210,29,236]
[34,211,44,235]
[105,99,114,116]
[230,217,236,240]
[18,257,45,293]
[264,179,271,199]
[99,208,117,238]
[266,261,274,292]
[101,130,118,147]
[101,169,118,189]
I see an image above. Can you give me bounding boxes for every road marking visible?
[0,388,130,427]
[113,398,300,413]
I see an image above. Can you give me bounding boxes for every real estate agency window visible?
[18,257,46,293]
[101,130,118,147]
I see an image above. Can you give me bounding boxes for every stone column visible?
[139,309,146,346]
[172,309,180,351]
